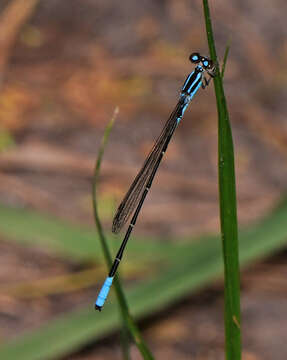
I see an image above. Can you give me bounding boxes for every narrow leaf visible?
[202,1,241,359]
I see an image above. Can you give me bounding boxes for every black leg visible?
[207,70,215,78]
[202,75,211,89]
[207,62,218,78]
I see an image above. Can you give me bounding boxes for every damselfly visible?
[95,52,216,311]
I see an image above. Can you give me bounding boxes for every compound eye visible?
[189,52,201,64]
[201,57,213,69]
[206,59,214,70]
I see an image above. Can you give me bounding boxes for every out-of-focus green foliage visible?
[0,128,14,152]
[0,197,287,359]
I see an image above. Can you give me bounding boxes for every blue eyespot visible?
[203,60,209,67]
[189,52,201,64]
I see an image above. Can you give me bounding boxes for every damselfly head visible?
[189,52,215,73]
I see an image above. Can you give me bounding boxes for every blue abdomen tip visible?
[95,276,114,310]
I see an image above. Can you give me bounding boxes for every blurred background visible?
[0,0,287,359]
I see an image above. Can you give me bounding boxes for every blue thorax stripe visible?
[181,69,202,96]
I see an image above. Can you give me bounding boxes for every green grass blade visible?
[0,203,101,260]
[202,1,241,359]
[221,38,231,78]
[92,108,154,360]
[120,325,131,360]
[0,203,177,261]
[92,108,131,360]
[1,198,287,360]
[92,108,118,268]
